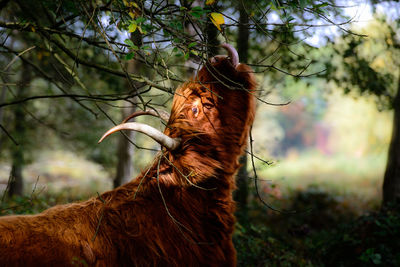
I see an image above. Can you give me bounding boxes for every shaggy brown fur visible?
[0,55,256,266]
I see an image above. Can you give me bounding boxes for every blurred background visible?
[0,0,399,265]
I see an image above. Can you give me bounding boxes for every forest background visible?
[0,0,399,265]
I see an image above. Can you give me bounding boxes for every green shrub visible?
[322,203,400,266]
[234,223,312,267]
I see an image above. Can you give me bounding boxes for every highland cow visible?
[0,44,256,266]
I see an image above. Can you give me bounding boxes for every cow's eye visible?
[192,106,198,115]
[203,103,213,110]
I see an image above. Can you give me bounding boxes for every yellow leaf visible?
[123,0,136,7]
[210,12,224,31]
[31,26,35,32]
[128,23,137,33]
[205,0,216,5]
[129,11,136,18]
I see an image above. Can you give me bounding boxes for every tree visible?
[234,0,251,222]
[8,61,32,196]
[113,29,145,188]
[384,68,400,205]
[113,60,137,188]
[323,13,400,206]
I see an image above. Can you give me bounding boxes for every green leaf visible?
[162,29,171,37]
[188,42,197,48]
[124,39,134,47]
[190,6,208,18]
[135,17,146,24]
[191,6,203,12]
[142,24,154,32]
[190,11,202,18]
[286,15,294,22]
[124,39,139,50]
[125,52,135,60]
[184,52,190,60]
[270,2,279,11]
[314,3,329,9]
[173,38,182,43]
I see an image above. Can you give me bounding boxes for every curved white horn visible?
[221,43,239,67]
[98,122,181,151]
[122,109,170,123]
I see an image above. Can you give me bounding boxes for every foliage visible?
[323,16,400,109]
[322,203,400,266]
[0,194,66,215]
[320,3,400,205]
[236,186,399,266]
[234,223,312,267]
[0,0,349,111]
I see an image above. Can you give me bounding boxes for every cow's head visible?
[99,44,256,179]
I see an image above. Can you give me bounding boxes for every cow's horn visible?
[98,122,181,151]
[221,43,239,67]
[122,109,170,123]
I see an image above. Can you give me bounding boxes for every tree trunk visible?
[205,13,219,56]
[0,39,14,151]
[8,62,31,197]
[237,1,249,64]
[234,0,250,222]
[0,81,7,150]
[382,72,400,206]
[9,153,24,197]
[113,32,143,188]
[113,103,135,188]
[235,155,249,216]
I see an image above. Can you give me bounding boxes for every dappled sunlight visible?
[253,87,391,210]
[0,150,112,199]
[258,152,384,205]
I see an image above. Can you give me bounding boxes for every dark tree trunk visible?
[235,155,249,215]
[113,32,143,188]
[237,1,249,63]
[205,14,219,57]
[382,72,400,206]
[9,156,24,197]
[0,82,6,150]
[0,39,14,151]
[113,103,135,188]
[8,62,31,197]
[234,0,250,222]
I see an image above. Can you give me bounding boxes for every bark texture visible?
[8,62,31,196]
[383,72,400,206]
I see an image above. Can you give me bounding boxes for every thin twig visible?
[249,127,296,214]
